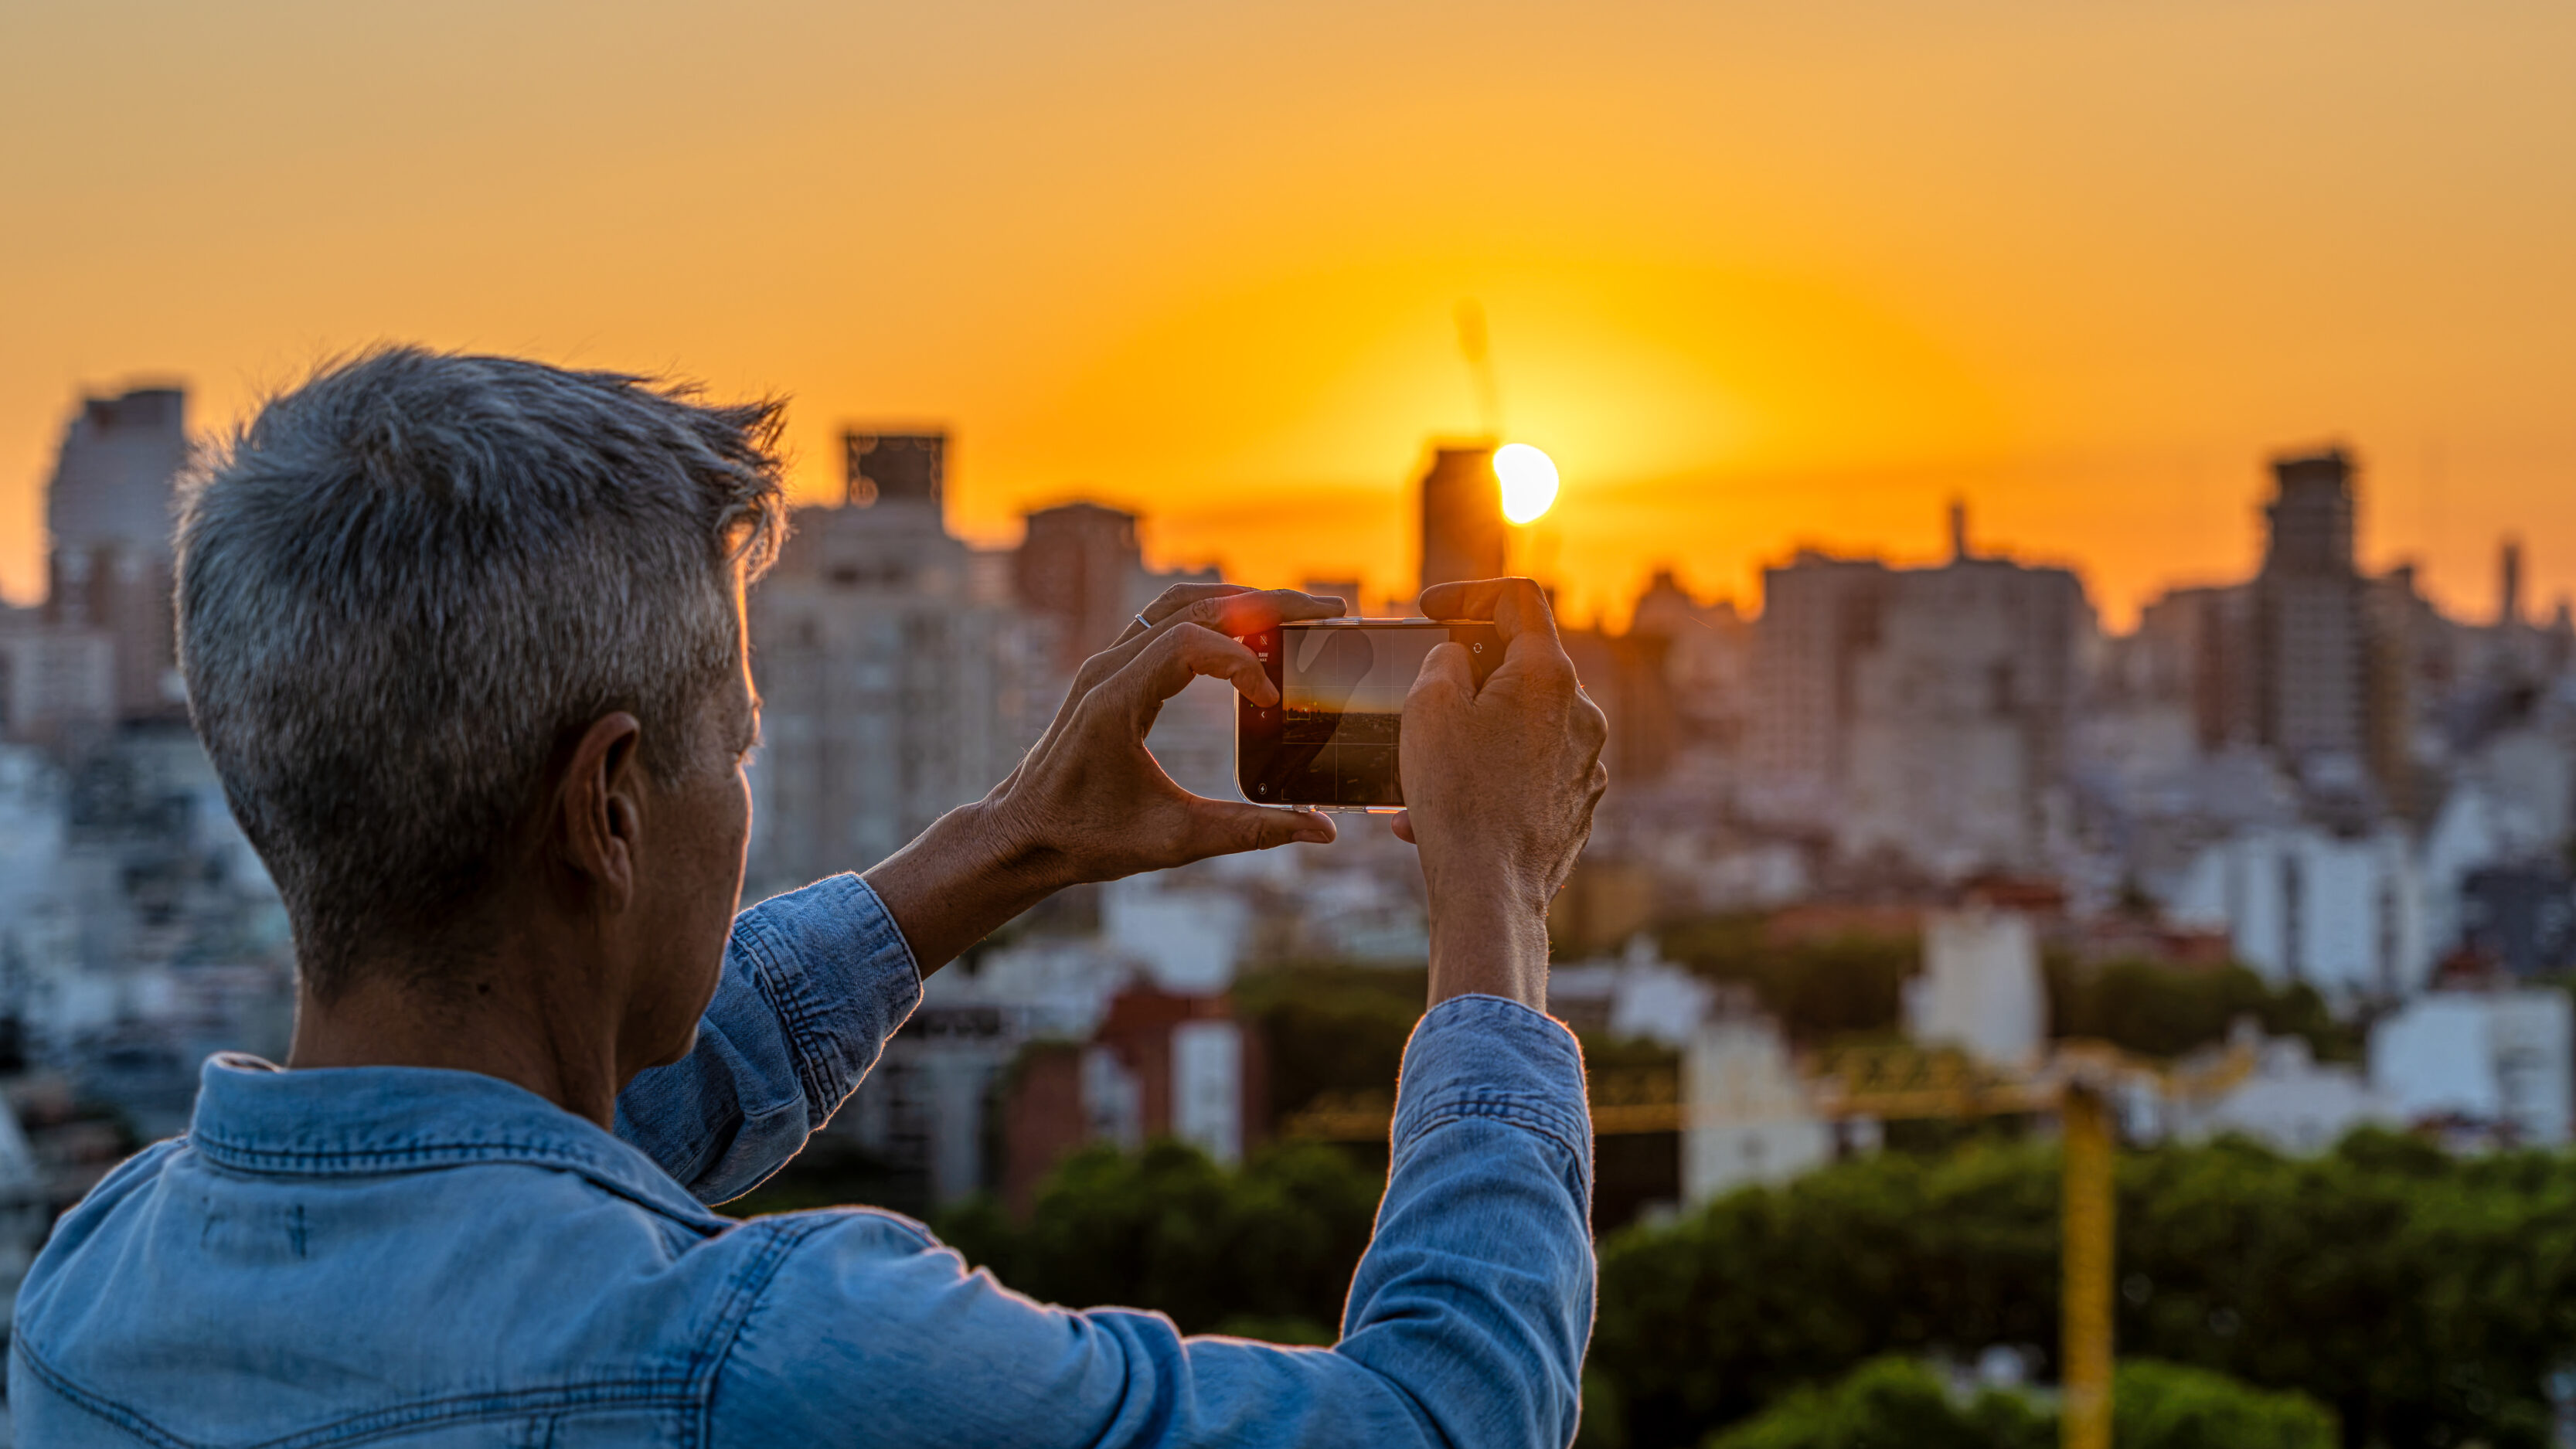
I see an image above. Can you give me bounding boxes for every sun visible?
[1493,443,1560,525]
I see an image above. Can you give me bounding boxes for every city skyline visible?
[4,372,2562,638]
[5,2,2575,628]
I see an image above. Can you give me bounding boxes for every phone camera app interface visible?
[1240,622,1498,809]
[1276,628,1441,806]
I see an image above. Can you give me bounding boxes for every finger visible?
[1417,577,1577,697]
[1574,689,1611,758]
[1390,810,1416,845]
[1417,577,1560,646]
[1188,588,1345,639]
[1181,800,1336,858]
[1407,639,1476,707]
[1111,582,1253,649]
[1091,589,1342,692]
[1118,623,1278,723]
[1117,584,1346,648]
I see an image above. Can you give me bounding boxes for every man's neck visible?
[287,934,628,1129]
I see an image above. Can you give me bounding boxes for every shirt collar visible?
[187,1053,730,1229]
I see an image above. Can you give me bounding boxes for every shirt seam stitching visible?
[14,1338,699,1449]
[854,876,925,985]
[185,1141,727,1230]
[1393,1100,1591,1162]
[738,885,898,1129]
[733,913,836,1126]
[691,1213,866,1444]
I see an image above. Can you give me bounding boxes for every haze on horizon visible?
[3,1,2571,628]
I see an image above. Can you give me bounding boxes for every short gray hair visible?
[178,348,787,999]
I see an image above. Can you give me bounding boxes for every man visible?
[11,349,1611,1447]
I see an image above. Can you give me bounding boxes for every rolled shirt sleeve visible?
[709,992,1597,1449]
[614,874,924,1204]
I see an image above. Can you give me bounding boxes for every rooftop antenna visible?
[1455,299,1505,440]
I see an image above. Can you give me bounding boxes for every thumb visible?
[1409,640,1476,706]
[1183,799,1336,858]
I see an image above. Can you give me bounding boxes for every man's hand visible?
[1392,578,1609,1010]
[865,584,1343,975]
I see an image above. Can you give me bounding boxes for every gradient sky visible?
[5,1,2571,627]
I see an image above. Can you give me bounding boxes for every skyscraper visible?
[2363,566,2426,817]
[1416,444,1505,600]
[43,386,189,719]
[2253,447,2365,763]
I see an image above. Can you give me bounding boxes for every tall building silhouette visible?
[2252,447,2364,762]
[842,430,944,510]
[1416,444,1505,600]
[43,386,189,719]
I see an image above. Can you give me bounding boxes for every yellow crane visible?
[1809,1042,2122,1449]
[2059,1078,2115,1449]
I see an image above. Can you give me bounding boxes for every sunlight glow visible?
[1494,443,1560,525]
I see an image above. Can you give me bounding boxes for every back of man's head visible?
[178,348,786,1000]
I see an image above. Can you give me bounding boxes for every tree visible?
[1702,1356,2051,1449]
[1701,1356,2334,1449]
[2116,1359,2340,1449]
[1591,1131,2576,1448]
[1234,962,1428,1121]
[1657,911,2360,1063]
[2044,955,2358,1061]
[1657,918,1916,1041]
[1590,1141,2059,1446]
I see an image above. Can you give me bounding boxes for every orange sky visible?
[4,1,2571,628]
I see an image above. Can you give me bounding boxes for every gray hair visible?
[177,348,787,999]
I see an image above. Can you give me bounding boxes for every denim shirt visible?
[10,875,1597,1447]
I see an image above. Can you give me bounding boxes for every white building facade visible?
[746,472,1050,894]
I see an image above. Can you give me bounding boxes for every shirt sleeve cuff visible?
[728,874,924,1130]
[1390,994,1591,1167]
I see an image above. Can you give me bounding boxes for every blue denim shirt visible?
[10,875,1597,1447]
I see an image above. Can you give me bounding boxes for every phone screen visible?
[1234,620,1503,808]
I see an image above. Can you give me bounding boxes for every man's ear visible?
[557,712,647,913]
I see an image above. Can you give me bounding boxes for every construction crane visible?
[1455,298,1505,440]
[2060,1080,2115,1449]
[1287,1042,2133,1449]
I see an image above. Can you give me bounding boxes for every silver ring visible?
[1131,611,1153,633]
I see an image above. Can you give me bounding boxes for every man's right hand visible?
[1393,578,1609,1010]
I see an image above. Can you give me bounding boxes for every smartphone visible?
[1234,618,1505,811]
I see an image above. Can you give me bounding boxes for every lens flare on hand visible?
[1493,443,1560,525]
